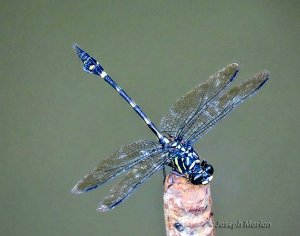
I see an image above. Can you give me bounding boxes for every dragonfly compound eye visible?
[190,164,214,185]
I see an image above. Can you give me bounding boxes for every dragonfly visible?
[71,44,270,212]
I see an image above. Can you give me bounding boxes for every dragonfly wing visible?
[159,64,239,139]
[71,140,162,194]
[185,71,270,144]
[97,151,169,212]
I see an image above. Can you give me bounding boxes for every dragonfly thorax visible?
[168,140,214,185]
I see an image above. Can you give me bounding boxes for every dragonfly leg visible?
[163,166,166,184]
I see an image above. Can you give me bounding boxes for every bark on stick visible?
[164,173,215,236]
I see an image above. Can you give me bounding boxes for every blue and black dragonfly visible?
[71,45,270,212]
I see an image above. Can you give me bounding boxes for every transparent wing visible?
[159,63,239,139]
[185,71,270,144]
[71,140,162,194]
[97,151,169,212]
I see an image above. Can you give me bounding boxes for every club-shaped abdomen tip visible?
[73,43,81,53]
[73,43,89,60]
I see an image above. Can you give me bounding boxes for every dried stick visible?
[164,172,215,236]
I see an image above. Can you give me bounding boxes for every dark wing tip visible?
[229,63,239,70]
[71,181,85,194]
[97,204,110,212]
[71,177,99,194]
[256,70,271,90]
[261,70,271,80]
[225,63,239,82]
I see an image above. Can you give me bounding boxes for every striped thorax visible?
[169,140,214,185]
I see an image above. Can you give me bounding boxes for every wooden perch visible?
[164,172,215,236]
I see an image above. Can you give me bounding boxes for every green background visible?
[1,1,299,235]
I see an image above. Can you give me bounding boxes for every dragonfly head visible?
[189,160,214,185]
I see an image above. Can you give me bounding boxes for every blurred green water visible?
[1,1,299,235]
